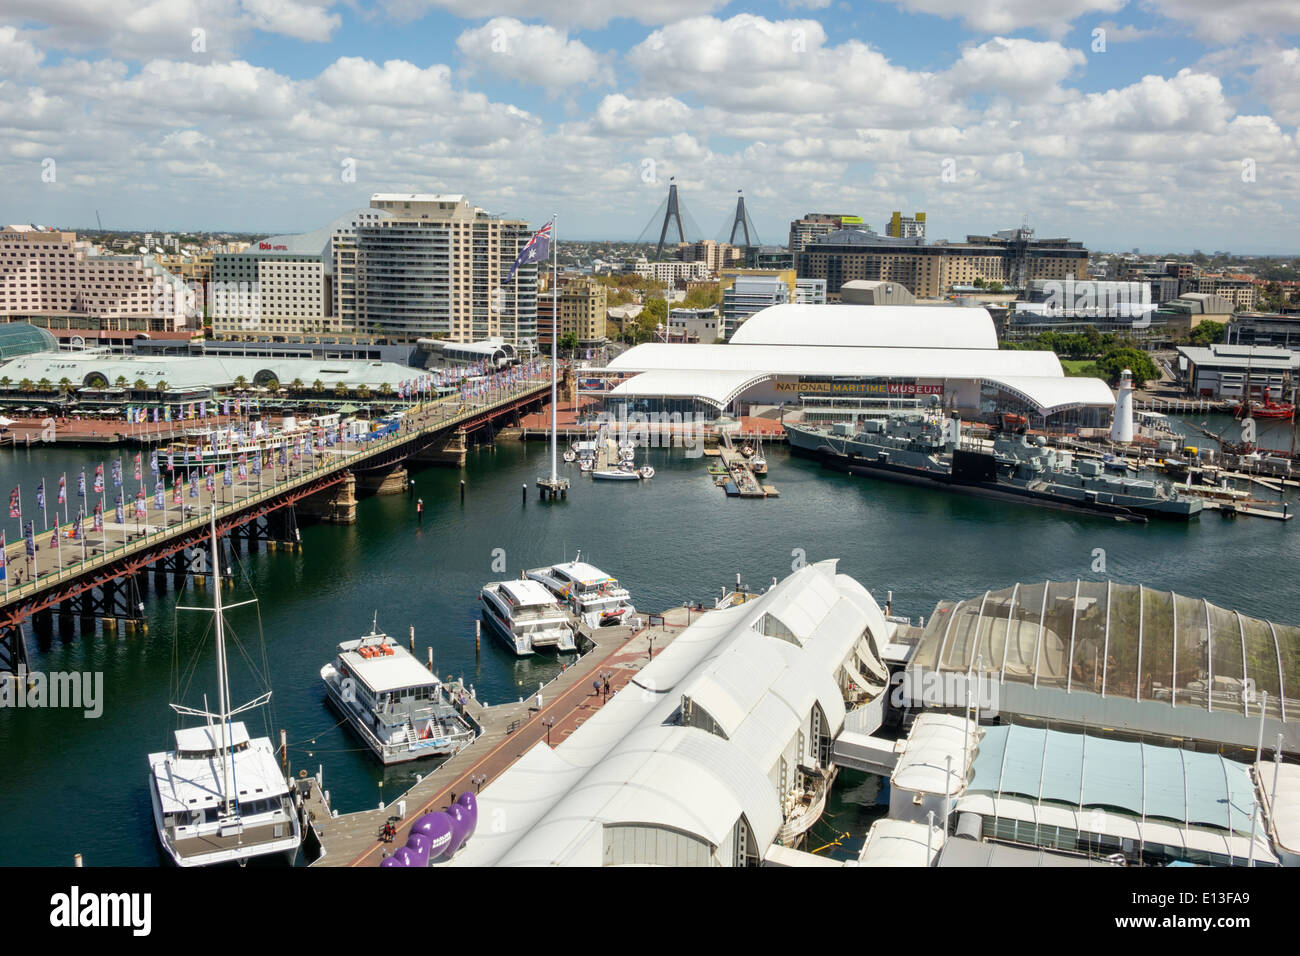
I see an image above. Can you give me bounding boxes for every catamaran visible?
[480,579,577,655]
[526,554,636,628]
[321,617,476,764]
[146,506,301,867]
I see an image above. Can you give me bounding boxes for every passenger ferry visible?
[526,554,636,628]
[320,619,476,764]
[480,579,577,655]
[147,506,301,867]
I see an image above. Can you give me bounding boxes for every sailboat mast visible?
[209,506,233,814]
[550,213,559,484]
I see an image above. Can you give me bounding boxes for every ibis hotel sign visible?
[775,380,944,396]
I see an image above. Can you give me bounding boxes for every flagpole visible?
[1,531,8,598]
[550,212,559,485]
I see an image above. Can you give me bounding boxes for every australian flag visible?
[505,219,553,284]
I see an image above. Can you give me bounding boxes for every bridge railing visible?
[0,375,552,610]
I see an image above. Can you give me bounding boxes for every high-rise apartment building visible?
[886,211,926,239]
[537,277,608,347]
[797,227,1088,299]
[341,194,537,347]
[787,213,866,254]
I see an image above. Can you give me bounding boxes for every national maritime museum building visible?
[595,304,1117,430]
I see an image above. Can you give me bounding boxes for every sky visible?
[1,0,1299,253]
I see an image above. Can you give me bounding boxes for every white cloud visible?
[881,0,1126,39]
[0,26,45,75]
[946,37,1086,99]
[0,0,343,59]
[379,0,727,29]
[592,93,692,133]
[1144,0,1300,43]
[456,18,612,91]
[1251,48,1300,127]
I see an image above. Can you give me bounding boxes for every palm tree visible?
[37,377,52,392]
[290,377,305,395]
[234,374,248,391]
[19,378,34,392]
[0,376,10,389]
[311,378,324,394]
[264,377,280,394]
[57,377,73,396]
[333,382,348,398]
[156,379,169,393]
[114,375,128,388]
[378,382,393,398]
[356,384,372,400]
[133,378,148,390]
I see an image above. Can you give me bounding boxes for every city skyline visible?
[2,2,1299,252]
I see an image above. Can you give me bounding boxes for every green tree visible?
[156,379,169,393]
[0,376,10,389]
[263,377,280,393]
[333,382,348,398]
[114,375,128,388]
[310,378,323,394]
[233,374,248,390]
[1094,348,1159,388]
[133,378,147,390]
[356,384,372,400]
[58,377,73,396]
[378,382,393,398]
[19,377,34,392]
[1188,320,1225,348]
[37,377,52,392]
[681,283,722,310]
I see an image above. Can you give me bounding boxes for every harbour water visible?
[1,427,1298,865]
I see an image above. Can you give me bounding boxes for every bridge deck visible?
[0,377,551,630]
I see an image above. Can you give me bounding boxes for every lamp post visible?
[542,716,555,747]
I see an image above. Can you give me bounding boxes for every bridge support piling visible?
[412,429,467,468]
[298,472,357,525]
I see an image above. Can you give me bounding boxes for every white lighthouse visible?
[1109,367,1135,444]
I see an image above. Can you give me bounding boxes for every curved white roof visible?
[451,559,886,867]
[0,350,423,391]
[608,368,772,409]
[730,303,998,350]
[987,375,1117,414]
[891,713,978,796]
[607,342,1064,379]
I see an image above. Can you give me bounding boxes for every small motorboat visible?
[579,458,594,473]
[599,607,627,626]
[740,444,754,458]
[563,449,576,463]
[638,465,655,479]
[592,468,640,481]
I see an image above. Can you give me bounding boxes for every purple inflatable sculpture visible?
[382,791,479,867]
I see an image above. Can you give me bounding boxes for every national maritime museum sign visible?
[774,379,944,396]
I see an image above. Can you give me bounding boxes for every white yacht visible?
[147,507,301,867]
[480,579,577,655]
[526,554,636,628]
[321,620,476,765]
